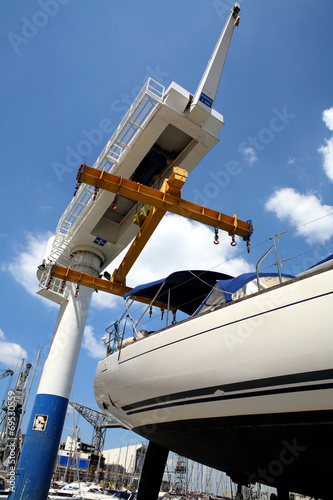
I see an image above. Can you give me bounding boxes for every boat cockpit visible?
[101,268,294,357]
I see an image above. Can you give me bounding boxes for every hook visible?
[230,234,237,246]
[110,194,119,211]
[214,227,219,245]
[74,163,84,197]
[242,220,253,254]
[110,178,123,211]
[73,182,80,197]
[46,262,56,290]
[93,186,99,201]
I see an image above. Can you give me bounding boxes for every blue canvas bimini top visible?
[123,270,233,316]
[194,271,295,315]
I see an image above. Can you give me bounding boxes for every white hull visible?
[95,265,332,425]
[94,264,333,498]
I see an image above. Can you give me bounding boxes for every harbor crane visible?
[0,369,14,428]
[0,361,32,469]
[0,350,41,473]
[0,369,14,383]
[69,401,120,482]
[11,5,244,499]
[69,401,120,456]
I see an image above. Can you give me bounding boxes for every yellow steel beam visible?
[111,169,186,284]
[51,264,129,296]
[112,206,166,284]
[49,166,253,310]
[50,264,170,310]
[50,170,187,305]
[76,164,253,239]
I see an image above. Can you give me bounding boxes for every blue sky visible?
[1,0,333,452]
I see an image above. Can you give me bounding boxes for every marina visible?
[1,2,332,500]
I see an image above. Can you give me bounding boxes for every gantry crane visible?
[0,369,14,428]
[69,401,121,482]
[0,369,14,383]
[0,361,32,469]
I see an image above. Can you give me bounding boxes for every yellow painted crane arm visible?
[111,168,187,284]
[76,164,253,239]
[50,264,172,310]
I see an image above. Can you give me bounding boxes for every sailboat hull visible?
[94,265,333,498]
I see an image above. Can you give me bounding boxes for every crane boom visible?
[0,369,14,381]
[69,401,120,429]
[188,3,240,124]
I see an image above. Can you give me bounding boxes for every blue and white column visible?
[10,247,104,500]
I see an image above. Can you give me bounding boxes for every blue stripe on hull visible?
[9,393,68,500]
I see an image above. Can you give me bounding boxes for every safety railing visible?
[256,235,283,290]
[50,78,165,266]
[104,321,122,356]
[37,264,70,301]
[94,77,164,170]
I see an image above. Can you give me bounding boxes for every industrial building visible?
[53,438,147,490]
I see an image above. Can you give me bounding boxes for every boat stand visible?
[137,441,169,500]
[276,486,290,500]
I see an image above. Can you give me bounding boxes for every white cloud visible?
[318,106,333,181]
[83,325,106,359]
[2,232,53,297]
[318,137,333,181]
[39,205,53,215]
[91,289,123,310]
[0,329,27,368]
[241,146,258,166]
[322,107,333,131]
[105,214,252,289]
[265,188,333,244]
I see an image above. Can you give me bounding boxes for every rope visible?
[114,213,333,333]
[188,270,216,288]
[269,211,333,240]
[260,240,333,272]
